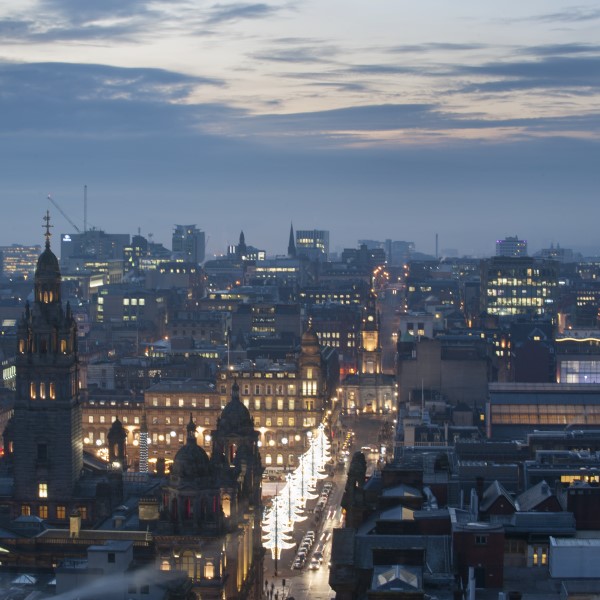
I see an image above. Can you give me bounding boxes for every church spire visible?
[288,222,296,257]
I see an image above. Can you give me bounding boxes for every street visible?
[262,414,390,600]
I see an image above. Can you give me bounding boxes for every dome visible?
[35,246,61,281]
[171,441,211,480]
[171,414,211,481]
[218,381,254,435]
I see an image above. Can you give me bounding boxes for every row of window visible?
[22,503,87,520]
[29,381,56,400]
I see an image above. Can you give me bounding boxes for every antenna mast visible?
[84,185,88,233]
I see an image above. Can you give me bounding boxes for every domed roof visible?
[172,442,211,480]
[218,380,254,435]
[171,415,210,481]
[35,245,60,281]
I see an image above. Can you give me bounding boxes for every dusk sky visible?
[1,1,599,258]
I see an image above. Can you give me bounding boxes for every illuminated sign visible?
[62,234,72,242]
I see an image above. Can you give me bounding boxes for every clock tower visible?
[359,291,382,375]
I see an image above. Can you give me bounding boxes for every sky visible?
[1,1,599,258]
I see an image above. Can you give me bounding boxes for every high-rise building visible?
[0,244,41,279]
[172,224,206,264]
[496,236,527,257]
[480,256,559,317]
[296,229,329,261]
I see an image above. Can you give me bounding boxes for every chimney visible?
[69,509,81,538]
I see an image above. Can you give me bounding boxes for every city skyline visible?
[1,1,599,255]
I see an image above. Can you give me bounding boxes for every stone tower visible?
[359,291,382,375]
[12,212,82,504]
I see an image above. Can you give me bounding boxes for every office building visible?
[496,235,527,257]
[480,256,559,317]
[0,244,41,279]
[172,224,206,264]
[296,229,329,261]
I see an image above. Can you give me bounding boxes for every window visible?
[40,382,46,399]
[88,416,94,424]
[56,505,66,519]
[21,505,31,516]
[38,483,48,498]
[276,417,283,426]
[108,553,116,564]
[204,561,215,579]
[254,384,261,395]
[475,535,488,545]
[49,381,56,400]
[178,398,184,407]
[204,398,211,408]
[288,417,295,427]
[100,415,105,424]
[39,505,48,519]
[277,399,284,411]
[288,399,295,410]
[254,399,261,410]
[30,381,36,400]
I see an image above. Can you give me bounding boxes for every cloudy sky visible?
[1,1,599,257]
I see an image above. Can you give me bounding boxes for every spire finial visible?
[43,210,53,249]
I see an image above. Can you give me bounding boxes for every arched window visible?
[265,454,272,465]
[160,559,171,571]
[204,560,215,579]
[276,453,283,465]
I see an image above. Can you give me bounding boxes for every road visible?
[262,415,390,600]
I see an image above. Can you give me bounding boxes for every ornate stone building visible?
[341,292,396,414]
[1,216,121,526]
[153,381,264,599]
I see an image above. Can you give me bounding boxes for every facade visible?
[1,219,119,527]
[60,230,130,270]
[219,329,329,469]
[231,302,302,338]
[487,382,600,440]
[341,293,396,414]
[154,390,264,599]
[480,256,559,317]
[396,337,489,409]
[0,244,41,278]
[171,224,206,264]
[556,332,600,383]
[296,229,329,261]
[496,235,527,257]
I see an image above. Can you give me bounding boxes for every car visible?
[293,560,304,569]
[306,530,315,538]
[313,551,323,562]
[308,558,321,570]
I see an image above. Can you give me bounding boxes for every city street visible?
[262,414,391,600]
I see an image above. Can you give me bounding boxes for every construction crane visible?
[47,194,81,233]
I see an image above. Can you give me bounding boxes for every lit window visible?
[30,381,36,399]
[38,483,48,498]
[56,505,66,519]
[39,505,48,519]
